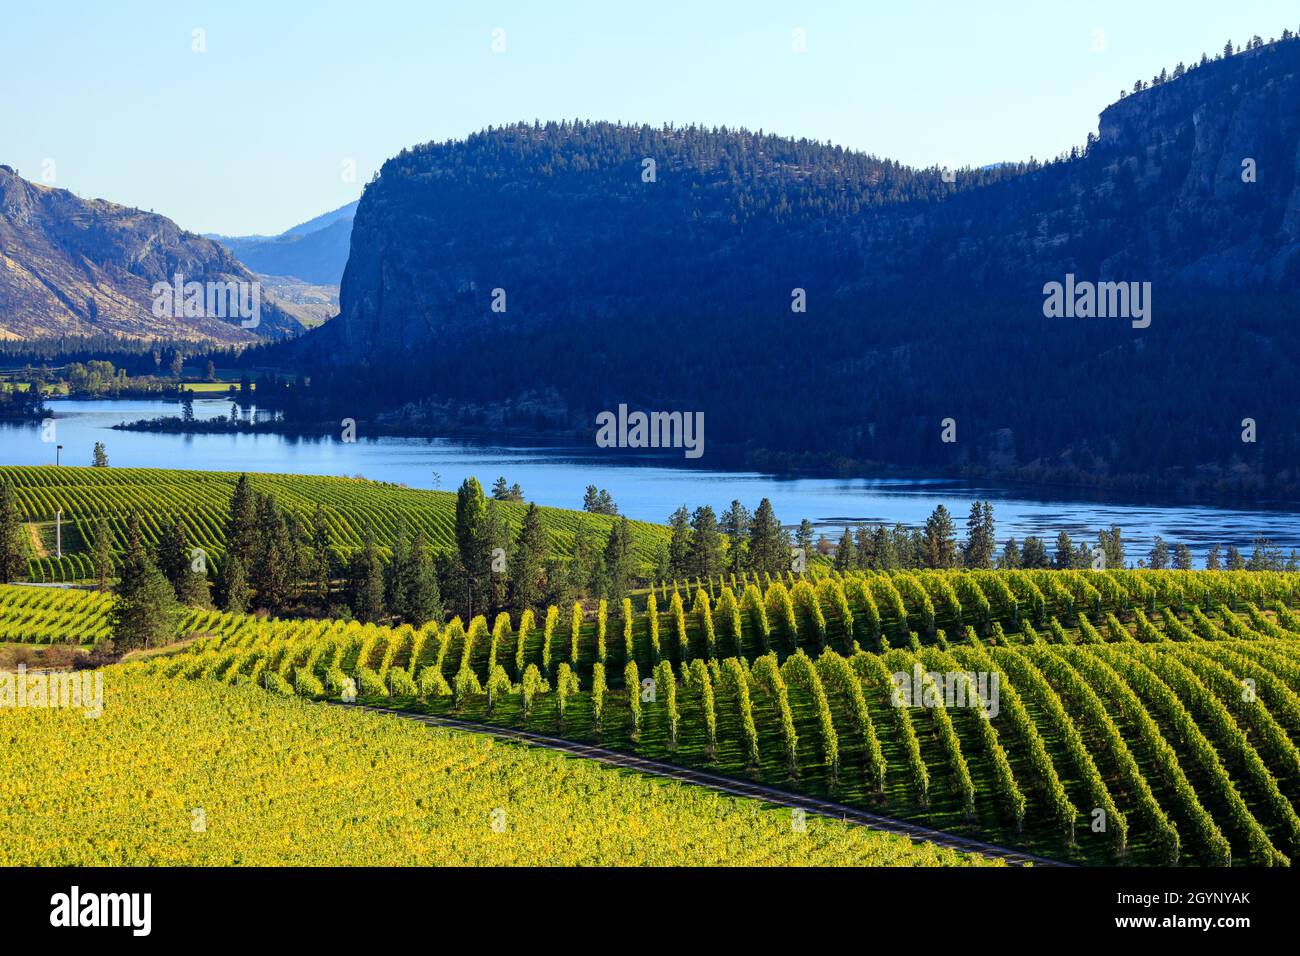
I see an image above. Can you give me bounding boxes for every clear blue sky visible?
[3,0,1295,235]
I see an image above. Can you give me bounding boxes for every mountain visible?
[255,274,338,329]
[212,201,356,287]
[283,37,1300,492]
[0,166,310,342]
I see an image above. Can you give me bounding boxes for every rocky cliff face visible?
[1093,41,1300,287]
[0,167,308,341]
[847,39,1300,295]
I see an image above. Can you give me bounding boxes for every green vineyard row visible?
[0,465,669,581]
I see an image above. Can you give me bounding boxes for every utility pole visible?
[55,444,63,466]
[55,509,62,560]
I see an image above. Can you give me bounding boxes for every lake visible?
[3,397,1298,564]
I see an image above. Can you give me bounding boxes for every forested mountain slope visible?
[282,38,1300,492]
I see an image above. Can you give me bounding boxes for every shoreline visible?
[105,411,1300,514]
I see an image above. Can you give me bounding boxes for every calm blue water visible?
[3,398,1298,564]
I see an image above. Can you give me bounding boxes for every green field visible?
[0,465,669,581]
[182,382,243,393]
[10,566,1300,867]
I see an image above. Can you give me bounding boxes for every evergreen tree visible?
[158,518,190,597]
[999,538,1021,569]
[117,511,149,595]
[178,562,212,608]
[871,524,895,569]
[224,474,258,567]
[110,547,179,651]
[1074,541,1092,569]
[687,506,724,579]
[220,554,249,613]
[1248,535,1282,571]
[923,505,957,568]
[667,506,692,578]
[1226,545,1246,570]
[795,519,815,564]
[92,442,109,467]
[566,520,598,599]
[491,476,511,500]
[1098,525,1125,570]
[908,528,926,568]
[1148,536,1170,570]
[652,540,670,582]
[980,501,996,563]
[482,500,510,613]
[347,529,386,623]
[0,480,26,584]
[1022,536,1049,569]
[509,503,548,612]
[1054,531,1075,569]
[582,485,618,515]
[962,501,995,568]
[455,477,490,616]
[1205,544,1222,570]
[603,516,634,603]
[719,499,751,573]
[746,498,787,576]
[386,516,412,616]
[853,524,873,569]
[401,531,443,626]
[91,517,114,591]
[1172,543,1193,571]
[834,527,856,572]
[251,494,293,612]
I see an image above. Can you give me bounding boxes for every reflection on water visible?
[3,398,1298,564]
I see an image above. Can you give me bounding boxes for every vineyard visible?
[9,567,1300,866]
[0,465,669,582]
[0,671,994,866]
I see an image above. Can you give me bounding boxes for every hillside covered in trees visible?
[265,34,1300,495]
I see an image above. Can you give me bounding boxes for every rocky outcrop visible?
[0,166,309,341]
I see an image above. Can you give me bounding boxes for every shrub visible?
[416,665,451,698]
[388,667,417,698]
[356,667,388,698]
[295,669,324,698]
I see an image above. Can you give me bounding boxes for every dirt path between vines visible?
[25,524,48,559]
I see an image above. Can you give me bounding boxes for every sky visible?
[3,0,1296,236]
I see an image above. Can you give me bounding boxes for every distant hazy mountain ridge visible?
[211,201,356,287]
